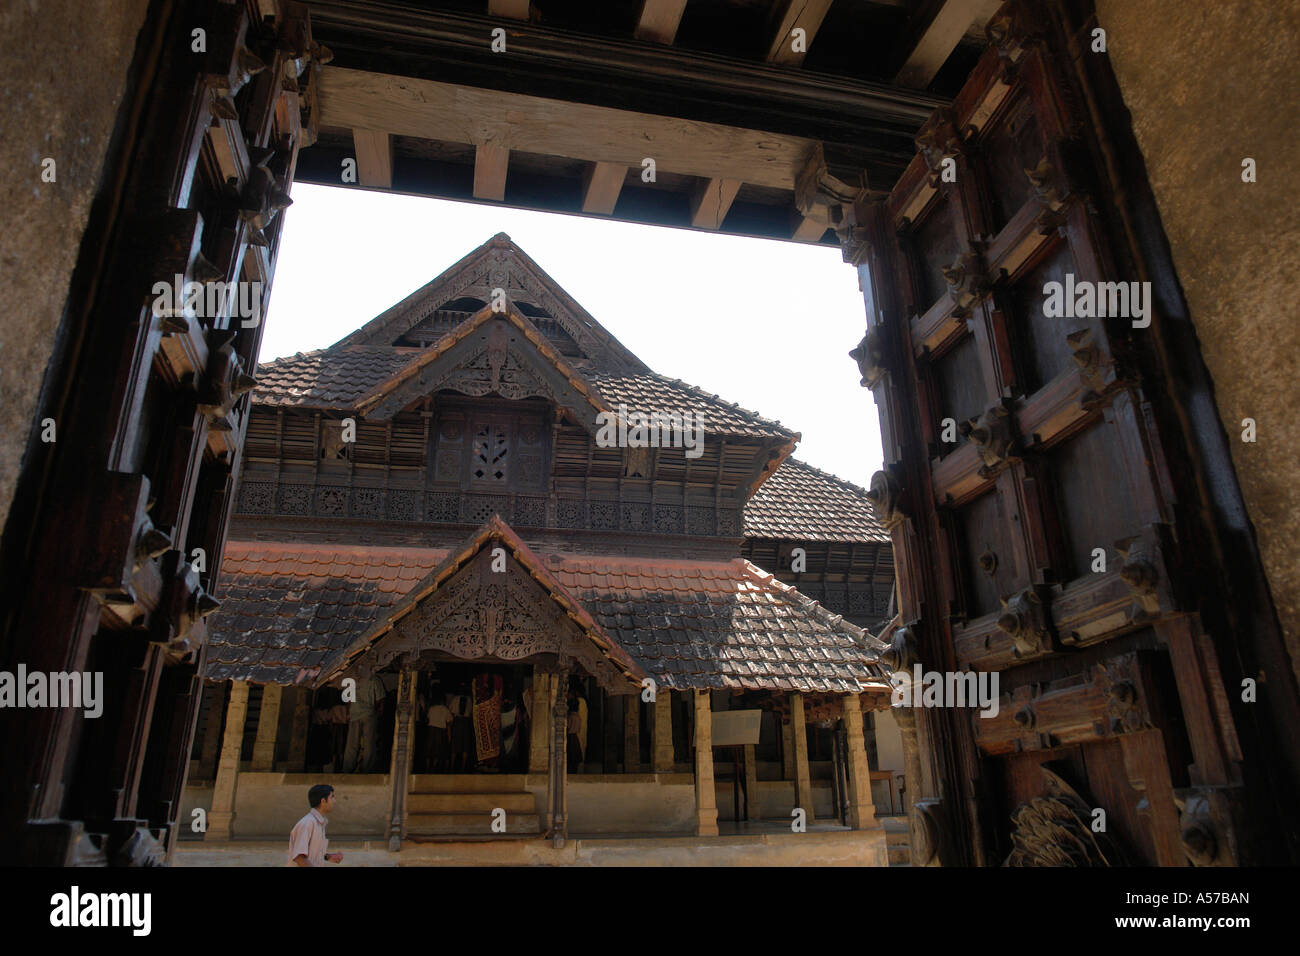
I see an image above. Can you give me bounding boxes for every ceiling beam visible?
[488,0,531,20]
[689,178,742,229]
[581,161,627,215]
[318,67,815,191]
[305,0,946,166]
[634,0,689,45]
[473,144,510,200]
[351,128,393,188]
[894,0,1001,89]
[766,0,834,67]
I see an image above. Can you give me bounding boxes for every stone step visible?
[406,812,541,836]
[885,827,909,847]
[887,843,911,866]
[409,773,531,793]
[407,792,536,814]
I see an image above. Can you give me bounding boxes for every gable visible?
[332,233,647,374]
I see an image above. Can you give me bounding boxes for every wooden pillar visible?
[653,690,674,772]
[386,668,417,852]
[250,683,283,771]
[842,693,880,830]
[791,692,815,823]
[529,671,552,774]
[693,690,719,836]
[743,743,761,820]
[286,686,311,772]
[207,680,249,841]
[197,682,226,780]
[547,665,570,847]
[624,692,641,772]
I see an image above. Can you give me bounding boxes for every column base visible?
[696,809,719,837]
[206,811,233,842]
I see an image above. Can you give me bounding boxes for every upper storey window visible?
[430,401,547,492]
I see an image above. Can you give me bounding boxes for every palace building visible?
[181,235,901,863]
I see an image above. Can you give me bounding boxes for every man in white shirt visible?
[343,672,387,773]
[425,692,451,772]
[290,784,343,866]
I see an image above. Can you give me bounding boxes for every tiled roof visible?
[205,543,446,685]
[547,553,888,693]
[207,535,888,692]
[587,372,796,442]
[251,347,795,441]
[254,347,420,408]
[744,457,889,543]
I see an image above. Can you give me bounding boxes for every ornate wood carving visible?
[961,403,1019,477]
[995,586,1050,659]
[849,329,886,389]
[865,468,905,530]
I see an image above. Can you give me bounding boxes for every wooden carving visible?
[1115,535,1161,619]
[865,469,905,530]
[149,549,220,660]
[240,141,294,247]
[985,0,1044,83]
[961,404,1019,476]
[914,108,963,182]
[849,329,886,389]
[198,333,257,429]
[1067,328,1107,407]
[879,622,919,673]
[996,587,1049,658]
[1005,768,1126,866]
[1095,657,1150,734]
[941,251,986,315]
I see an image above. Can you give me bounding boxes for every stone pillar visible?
[529,672,552,774]
[386,668,417,852]
[653,690,674,772]
[693,690,719,836]
[197,682,225,781]
[207,680,249,841]
[842,693,880,830]
[250,683,282,771]
[286,686,311,772]
[743,743,761,821]
[624,692,641,772]
[791,692,815,824]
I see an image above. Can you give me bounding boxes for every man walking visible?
[289,784,344,866]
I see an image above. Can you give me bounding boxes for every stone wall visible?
[1096,1,1300,673]
[0,0,151,545]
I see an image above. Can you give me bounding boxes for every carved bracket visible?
[941,250,989,316]
[198,332,257,429]
[985,0,1045,84]
[149,549,219,661]
[995,586,1052,659]
[848,329,886,389]
[961,403,1020,477]
[865,468,906,531]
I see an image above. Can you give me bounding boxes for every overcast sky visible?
[262,183,885,486]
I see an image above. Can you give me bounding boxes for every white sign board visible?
[711,709,763,747]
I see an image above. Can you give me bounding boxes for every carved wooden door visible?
[843,1,1288,865]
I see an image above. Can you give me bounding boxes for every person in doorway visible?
[447,683,475,772]
[425,685,451,773]
[289,784,343,867]
[342,672,386,773]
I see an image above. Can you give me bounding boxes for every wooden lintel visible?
[581,161,627,215]
[895,0,1002,89]
[767,0,834,67]
[318,68,812,191]
[634,0,689,45]
[793,211,829,242]
[689,177,742,230]
[473,143,509,201]
[352,128,393,189]
[489,0,531,19]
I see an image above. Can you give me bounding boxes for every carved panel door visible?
[847,1,1262,865]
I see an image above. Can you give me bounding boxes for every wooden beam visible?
[689,177,742,229]
[793,209,829,242]
[318,68,813,192]
[351,128,393,188]
[766,0,834,67]
[473,143,509,201]
[488,0,530,19]
[894,0,1002,88]
[634,0,689,44]
[581,161,627,215]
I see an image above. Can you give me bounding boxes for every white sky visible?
[262,183,885,486]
